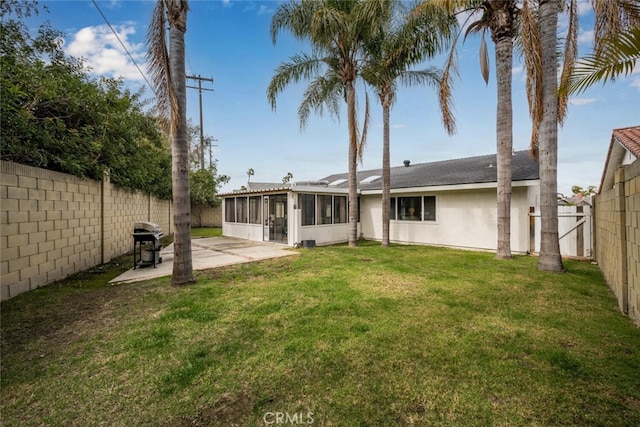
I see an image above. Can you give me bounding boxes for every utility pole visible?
[186,74,214,170]
[208,137,218,169]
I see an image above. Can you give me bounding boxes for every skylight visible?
[328,178,347,186]
[360,175,381,184]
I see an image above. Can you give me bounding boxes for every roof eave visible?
[360,179,540,195]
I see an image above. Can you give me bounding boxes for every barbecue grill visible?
[132,222,163,268]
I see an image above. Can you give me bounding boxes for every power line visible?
[91,0,153,91]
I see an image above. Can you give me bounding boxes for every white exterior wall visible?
[223,222,263,241]
[299,223,350,245]
[360,185,537,253]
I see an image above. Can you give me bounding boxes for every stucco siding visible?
[360,186,534,253]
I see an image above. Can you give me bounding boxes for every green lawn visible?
[190,227,223,238]
[2,242,639,426]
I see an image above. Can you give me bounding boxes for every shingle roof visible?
[319,150,539,191]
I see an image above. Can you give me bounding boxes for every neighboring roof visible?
[246,182,291,192]
[613,126,640,157]
[219,182,291,196]
[598,125,640,193]
[319,150,539,191]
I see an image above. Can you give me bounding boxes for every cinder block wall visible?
[594,160,640,326]
[0,161,172,301]
[191,204,221,228]
[625,162,640,325]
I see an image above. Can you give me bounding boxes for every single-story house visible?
[220,150,540,253]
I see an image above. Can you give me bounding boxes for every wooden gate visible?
[529,206,593,258]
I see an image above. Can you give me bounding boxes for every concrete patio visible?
[110,236,298,284]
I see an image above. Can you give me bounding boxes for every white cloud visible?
[222,0,231,7]
[65,23,146,82]
[512,65,523,75]
[569,97,597,106]
[623,62,640,91]
[578,29,594,44]
[577,0,592,15]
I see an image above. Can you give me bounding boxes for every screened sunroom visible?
[220,182,358,247]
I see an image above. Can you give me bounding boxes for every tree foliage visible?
[189,167,229,207]
[186,122,229,206]
[0,0,172,199]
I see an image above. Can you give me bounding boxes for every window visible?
[390,196,436,222]
[317,195,332,225]
[390,198,396,220]
[333,195,347,224]
[225,198,235,222]
[424,196,436,221]
[249,196,261,224]
[300,194,315,226]
[398,196,422,221]
[236,197,248,223]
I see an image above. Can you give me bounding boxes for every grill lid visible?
[133,221,162,234]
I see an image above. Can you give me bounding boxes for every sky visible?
[23,0,639,194]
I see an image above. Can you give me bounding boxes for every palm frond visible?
[557,0,578,126]
[479,34,489,84]
[439,45,458,136]
[298,72,343,129]
[267,53,325,110]
[403,1,458,62]
[357,90,370,163]
[593,0,640,55]
[564,27,640,95]
[310,6,348,49]
[464,19,486,41]
[520,0,542,156]
[271,0,316,44]
[398,67,442,88]
[146,0,179,133]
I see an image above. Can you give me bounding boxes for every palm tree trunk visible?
[381,92,391,247]
[168,1,195,284]
[495,34,513,259]
[537,0,564,272]
[346,80,358,247]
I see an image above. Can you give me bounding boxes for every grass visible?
[190,227,222,239]
[1,241,639,426]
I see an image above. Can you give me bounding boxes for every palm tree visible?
[361,2,456,247]
[268,0,390,247]
[147,0,195,285]
[535,0,564,272]
[427,0,518,259]
[533,0,638,271]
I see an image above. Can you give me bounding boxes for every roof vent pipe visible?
[403,160,410,167]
